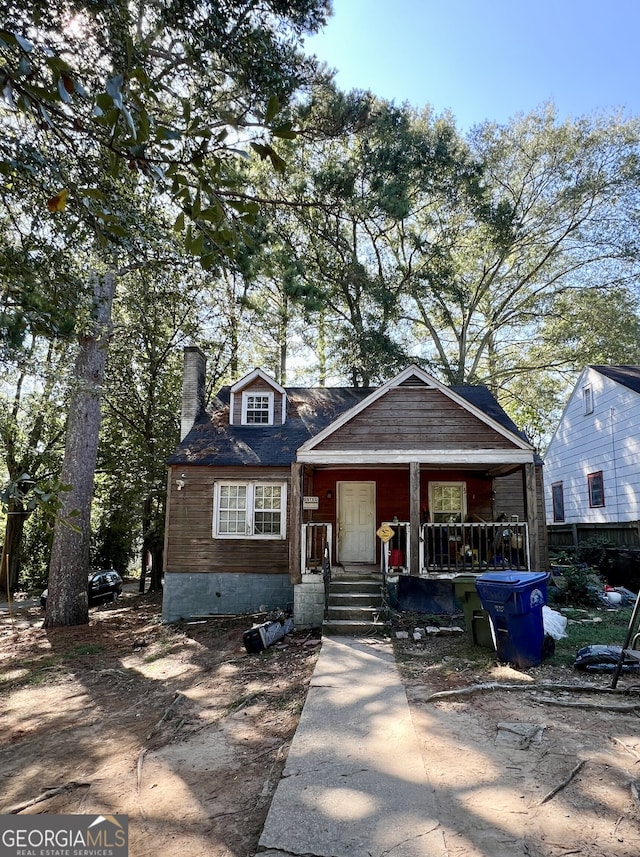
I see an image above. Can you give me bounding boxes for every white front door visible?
[337,481,376,563]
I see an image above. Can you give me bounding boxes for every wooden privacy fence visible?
[548,522,640,551]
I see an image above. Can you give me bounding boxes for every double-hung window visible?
[551,482,565,522]
[587,471,604,508]
[242,391,274,424]
[583,385,594,415]
[214,481,287,538]
[428,482,467,524]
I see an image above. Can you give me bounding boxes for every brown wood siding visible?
[232,379,284,425]
[493,470,526,520]
[165,465,290,574]
[314,388,518,450]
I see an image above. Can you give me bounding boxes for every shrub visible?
[549,563,603,607]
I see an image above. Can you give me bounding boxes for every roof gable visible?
[297,364,532,453]
[544,365,640,458]
[230,367,285,396]
[229,368,286,426]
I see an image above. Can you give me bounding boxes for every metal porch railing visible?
[380,521,410,574]
[420,519,530,573]
[301,522,333,574]
[301,522,333,611]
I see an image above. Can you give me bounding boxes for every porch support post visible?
[525,462,540,570]
[410,461,421,576]
[289,462,303,584]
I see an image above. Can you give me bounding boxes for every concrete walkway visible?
[259,636,448,857]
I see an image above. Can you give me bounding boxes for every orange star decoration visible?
[47,188,68,212]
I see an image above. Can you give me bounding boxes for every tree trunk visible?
[149,542,163,592]
[44,272,116,628]
[139,551,148,594]
[0,500,28,594]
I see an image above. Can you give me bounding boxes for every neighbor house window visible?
[551,482,565,522]
[242,391,274,424]
[214,481,286,538]
[587,471,604,508]
[428,482,467,523]
[583,385,594,415]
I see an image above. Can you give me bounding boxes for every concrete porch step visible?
[328,579,382,595]
[323,572,387,636]
[328,592,383,608]
[322,618,388,636]
[326,605,384,622]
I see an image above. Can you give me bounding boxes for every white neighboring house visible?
[544,365,640,526]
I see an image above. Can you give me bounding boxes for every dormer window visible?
[229,368,286,426]
[242,391,274,425]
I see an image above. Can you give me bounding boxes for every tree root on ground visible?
[7,781,91,814]
[419,681,640,704]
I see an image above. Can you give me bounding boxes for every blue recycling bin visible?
[475,571,549,668]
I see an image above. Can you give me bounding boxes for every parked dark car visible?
[40,570,123,609]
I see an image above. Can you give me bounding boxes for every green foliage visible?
[91,488,137,574]
[247,92,479,384]
[410,108,640,391]
[0,0,331,262]
[0,472,70,518]
[548,563,604,607]
[17,510,53,590]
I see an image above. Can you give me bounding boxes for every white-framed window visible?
[428,482,467,524]
[551,482,565,522]
[583,385,594,415]
[213,481,287,538]
[588,471,605,508]
[242,391,274,425]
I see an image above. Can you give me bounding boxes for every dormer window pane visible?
[245,394,271,424]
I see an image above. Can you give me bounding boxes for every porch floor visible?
[335,563,382,578]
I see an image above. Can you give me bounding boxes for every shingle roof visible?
[451,385,526,439]
[169,382,528,466]
[591,365,640,395]
[169,387,374,465]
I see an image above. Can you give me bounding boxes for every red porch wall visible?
[304,468,494,562]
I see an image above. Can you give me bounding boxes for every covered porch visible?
[290,456,545,582]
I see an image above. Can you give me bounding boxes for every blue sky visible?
[305,0,640,131]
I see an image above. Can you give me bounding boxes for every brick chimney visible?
[181,346,206,441]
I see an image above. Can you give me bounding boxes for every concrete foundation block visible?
[162,571,293,623]
[294,578,326,629]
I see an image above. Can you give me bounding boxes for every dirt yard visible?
[1,590,640,857]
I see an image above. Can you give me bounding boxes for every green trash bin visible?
[454,575,494,648]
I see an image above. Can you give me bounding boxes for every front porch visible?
[301,518,531,577]
[290,453,546,586]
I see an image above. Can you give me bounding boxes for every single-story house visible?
[162,347,548,623]
[544,365,640,545]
